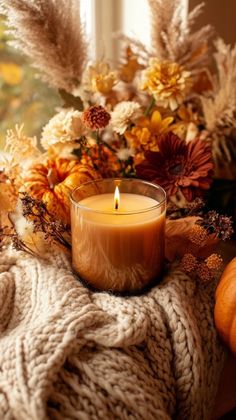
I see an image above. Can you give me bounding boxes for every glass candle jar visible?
[70,178,166,293]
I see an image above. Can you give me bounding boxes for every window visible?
[80,0,188,61]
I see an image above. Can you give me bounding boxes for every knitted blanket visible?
[0,248,224,420]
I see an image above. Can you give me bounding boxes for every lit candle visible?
[70,179,166,293]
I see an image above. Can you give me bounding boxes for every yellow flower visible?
[141,59,192,111]
[0,62,23,85]
[119,46,143,83]
[125,110,174,163]
[83,62,117,95]
[170,105,200,141]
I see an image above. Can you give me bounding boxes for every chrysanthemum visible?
[141,59,192,111]
[41,110,87,150]
[82,105,111,130]
[135,132,214,201]
[110,101,142,135]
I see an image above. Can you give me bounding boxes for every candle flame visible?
[114,186,120,210]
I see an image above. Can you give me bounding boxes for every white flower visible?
[116,147,134,161]
[41,109,88,150]
[15,216,34,239]
[110,101,142,135]
[185,122,199,143]
[11,201,46,255]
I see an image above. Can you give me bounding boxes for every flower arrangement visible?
[0,0,234,280]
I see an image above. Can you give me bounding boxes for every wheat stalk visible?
[0,0,88,93]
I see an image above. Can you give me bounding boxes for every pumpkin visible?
[214,258,236,354]
[23,158,101,224]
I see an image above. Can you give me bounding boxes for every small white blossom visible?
[110,101,142,135]
[41,109,88,150]
[11,201,46,255]
[15,216,34,239]
[116,147,134,161]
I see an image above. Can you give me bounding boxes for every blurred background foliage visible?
[0,16,61,149]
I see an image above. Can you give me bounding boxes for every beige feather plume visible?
[201,39,236,132]
[200,39,236,164]
[147,0,213,70]
[0,0,88,93]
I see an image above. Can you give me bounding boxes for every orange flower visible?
[170,105,201,141]
[125,110,174,164]
[119,46,143,83]
[83,62,117,95]
[81,142,121,178]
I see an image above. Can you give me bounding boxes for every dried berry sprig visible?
[20,193,71,250]
[197,210,234,240]
[181,252,223,282]
[0,225,38,256]
[167,198,205,219]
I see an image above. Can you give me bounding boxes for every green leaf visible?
[59,89,84,111]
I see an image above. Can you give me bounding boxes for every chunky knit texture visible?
[0,248,224,420]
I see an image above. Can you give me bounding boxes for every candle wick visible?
[115,201,118,210]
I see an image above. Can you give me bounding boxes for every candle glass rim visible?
[70,178,166,215]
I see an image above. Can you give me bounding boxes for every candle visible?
[70,179,166,293]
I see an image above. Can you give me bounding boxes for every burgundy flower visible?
[136,132,214,201]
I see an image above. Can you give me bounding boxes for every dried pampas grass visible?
[200,39,236,164]
[201,39,236,132]
[0,0,88,92]
[147,0,213,70]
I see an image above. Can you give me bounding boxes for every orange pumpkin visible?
[23,158,101,224]
[214,258,236,354]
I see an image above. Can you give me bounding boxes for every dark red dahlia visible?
[136,132,214,201]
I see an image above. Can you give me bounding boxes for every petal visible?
[151,110,162,124]
[159,117,174,132]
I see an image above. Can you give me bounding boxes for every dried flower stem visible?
[20,193,71,250]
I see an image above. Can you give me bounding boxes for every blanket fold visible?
[0,249,224,420]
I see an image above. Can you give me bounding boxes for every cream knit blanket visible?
[0,248,224,420]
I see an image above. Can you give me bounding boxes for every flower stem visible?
[144,96,155,117]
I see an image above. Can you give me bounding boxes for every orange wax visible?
[71,193,166,292]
